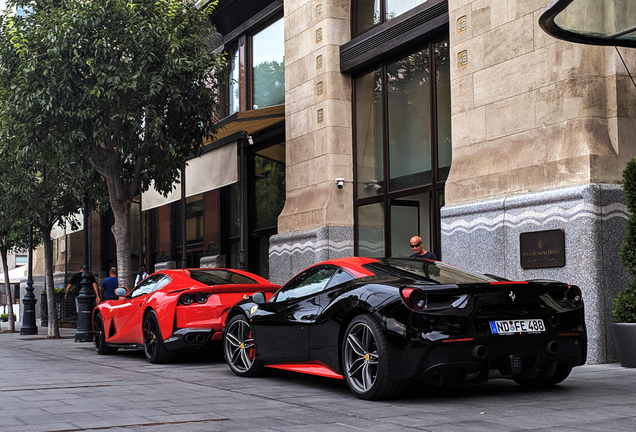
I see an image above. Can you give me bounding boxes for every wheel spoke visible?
[226,332,241,347]
[347,357,365,377]
[347,333,366,356]
[362,363,372,391]
[240,347,253,369]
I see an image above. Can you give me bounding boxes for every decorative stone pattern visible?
[317,81,323,95]
[316,28,322,42]
[457,50,467,68]
[317,108,324,122]
[316,4,322,18]
[269,226,354,285]
[457,15,467,34]
[441,183,629,365]
[316,55,323,69]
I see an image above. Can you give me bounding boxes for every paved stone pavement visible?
[1,325,636,432]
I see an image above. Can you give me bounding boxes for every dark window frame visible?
[352,36,449,259]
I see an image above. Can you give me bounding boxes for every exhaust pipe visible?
[184,334,195,344]
[195,333,208,344]
[545,341,560,355]
[472,345,488,360]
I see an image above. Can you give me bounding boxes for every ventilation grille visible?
[341,1,448,65]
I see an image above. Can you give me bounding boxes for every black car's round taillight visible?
[180,294,194,305]
[401,287,427,310]
[566,285,582,304]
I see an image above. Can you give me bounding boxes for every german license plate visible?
[490,319,546,335]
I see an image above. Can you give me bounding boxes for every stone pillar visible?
[443,0,636,363]
[270,0,355,284]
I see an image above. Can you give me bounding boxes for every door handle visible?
[139,303,142,307]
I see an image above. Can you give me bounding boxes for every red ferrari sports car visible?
[93,268,279,363]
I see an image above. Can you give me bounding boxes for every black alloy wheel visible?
[143,310,175,364]
[342,314,410,400]
[94,313,118,355]
[224,314,262,377]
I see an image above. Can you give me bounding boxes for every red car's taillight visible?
[178,293,209,305]
[401,287,427,310]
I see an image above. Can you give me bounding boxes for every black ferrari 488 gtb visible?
[223,257,587,400]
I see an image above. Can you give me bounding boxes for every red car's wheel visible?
[224,314,262,377]
[143,310,175,364]
[94,313,117,355]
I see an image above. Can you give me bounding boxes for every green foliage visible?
[613,281,636,323]
[0,0,226,288]
[616,157,636,322]
[252,60,285,109]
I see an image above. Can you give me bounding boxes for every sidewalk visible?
[1,324,636,432]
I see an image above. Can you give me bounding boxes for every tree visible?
[0,0,226,290]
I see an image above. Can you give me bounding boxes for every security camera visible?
[335,178,345,189]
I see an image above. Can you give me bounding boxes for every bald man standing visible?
[409,236,437,260]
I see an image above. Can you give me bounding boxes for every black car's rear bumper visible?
[163,328,215,352]
[390,333,587,383]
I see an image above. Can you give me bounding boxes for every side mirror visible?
[115,287,128,298]
[251,292,266,305]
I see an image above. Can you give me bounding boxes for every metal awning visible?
[539,0,636,47]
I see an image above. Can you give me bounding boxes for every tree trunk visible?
[105,174,133,291]
[1,246,15,332]
[42,224,60,338]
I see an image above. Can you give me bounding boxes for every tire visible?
[94,313,118,355]
[513,364,573,388]
[143,310,175,364]
[224,314,263,377]
[342,314,410,400]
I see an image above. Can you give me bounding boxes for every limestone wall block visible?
[482,14,534,68]
[485,91,536,140]
[546,42,606,84]
[314,126,353,156]
[451,73,474,115]
[450,3,472,42]
[471,0,508,35]
[535,75,608,126]
[450,33,485,80]
[508,0,545,20]
[287,134,318,166]
[287,107,313,140]
[449,0,473,12]
[286,2,311,41]
[473,52,536,106]
[451,106,486,148]
[533,9,557,50]
[314,98,352,129]
[286,79,316,115]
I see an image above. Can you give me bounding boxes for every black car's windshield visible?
[188,270,257,285]
[363,258,496,285]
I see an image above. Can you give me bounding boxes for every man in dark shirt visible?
[100,267,119,301]
[409,236,437,260]
[65,266,100,307]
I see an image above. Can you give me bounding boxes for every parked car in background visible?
[93,268,279,363]
[223,257,587,400]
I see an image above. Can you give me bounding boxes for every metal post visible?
[238,140,246,270]
[20,218,37,335]
[138,194,144,282]
[75,192,95,342]
[180,164,187,269]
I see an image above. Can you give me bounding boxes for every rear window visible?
[188,270,257,285]
[363,258,496,285]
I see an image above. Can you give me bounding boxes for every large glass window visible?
[354,39,450,258]
[229,48,240,115]
[354,0,429,36]
[252,18,285,109]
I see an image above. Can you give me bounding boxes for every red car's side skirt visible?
[264,361,344,380]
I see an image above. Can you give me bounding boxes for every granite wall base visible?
[441,183,629,364]
[269,226,354,285]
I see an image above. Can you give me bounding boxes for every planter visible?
[613,323,636,368]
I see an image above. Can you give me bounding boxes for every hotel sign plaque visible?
[520,229,565,269]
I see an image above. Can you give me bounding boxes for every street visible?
[1,327,635,432]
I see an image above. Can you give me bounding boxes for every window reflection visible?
[357,203,385,257]
[355,69,383,199]
[386,0,428,21]
[435,40,451,181]
[229,48,240,115]
[252,18,285,109]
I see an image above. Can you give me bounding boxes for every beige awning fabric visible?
[141,180,181,211]
[141,105,284,211]
[0,265,26,284]
[186,141,238,198]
